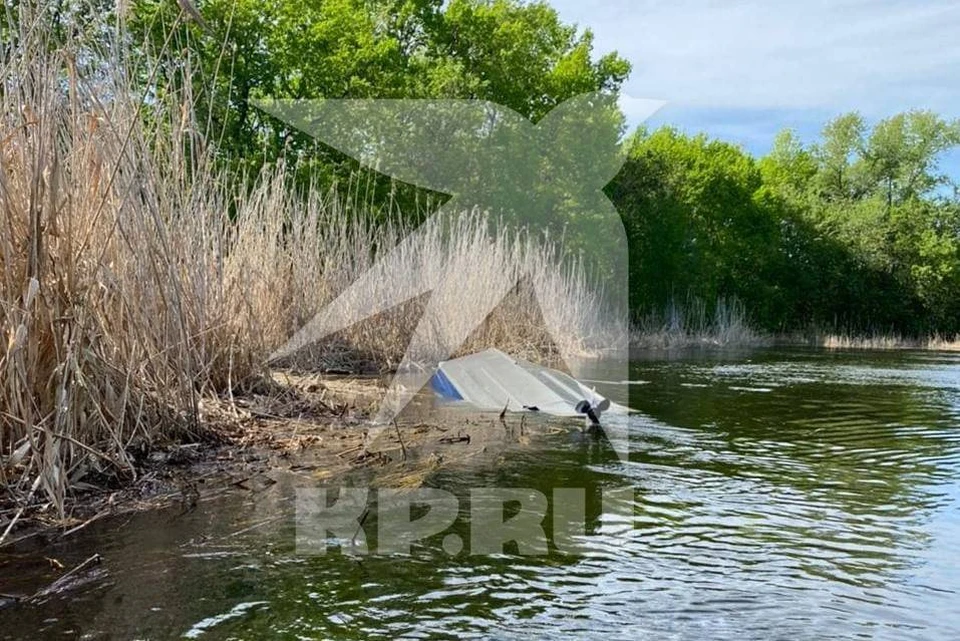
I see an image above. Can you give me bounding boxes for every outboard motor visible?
[575,396,611,427]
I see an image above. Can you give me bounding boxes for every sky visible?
[550,0,960,167]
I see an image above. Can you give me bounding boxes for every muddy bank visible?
[0,370,557,552]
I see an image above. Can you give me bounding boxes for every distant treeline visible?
[12,0,956,336]
[610,116,960,335]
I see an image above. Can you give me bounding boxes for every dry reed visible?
[0,1,610,521]
[807,333,960,352]
[630,297,770,350]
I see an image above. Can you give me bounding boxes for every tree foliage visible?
[612,112,960,335]
[129,0,630,183]
[15,0,956,337]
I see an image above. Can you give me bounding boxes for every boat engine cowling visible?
[575,397,611,426]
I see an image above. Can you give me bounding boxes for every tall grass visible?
[274,207,613,372]
[0,2,610,520]
[796,333,960,352]
[630,297,770,350]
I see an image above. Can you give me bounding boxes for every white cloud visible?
[553,0,960,116]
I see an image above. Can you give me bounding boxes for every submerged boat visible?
[429,348,629,424]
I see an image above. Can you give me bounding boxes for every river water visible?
[2,348,959,640]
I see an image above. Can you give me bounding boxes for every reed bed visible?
[0,2,610,523]
[802,333,960,352]
[630,297,770,350]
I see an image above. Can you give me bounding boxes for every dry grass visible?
[630,297,770,350]
[276,209,612,372]
[0,4,270,522]
[801,333,960,352]
[0,2,611,522]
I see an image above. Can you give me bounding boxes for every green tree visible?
[129,0,630,187]
[617,115,960,336]
[862,111,960,209]
[611,128,786,326]
[762,112,960,335]
[814,112,869,203]
[758,129,817,206]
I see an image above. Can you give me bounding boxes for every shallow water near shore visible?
[2,347,960,640]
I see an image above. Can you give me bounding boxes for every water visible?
[2,348,959,640]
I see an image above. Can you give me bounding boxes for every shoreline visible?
[780,334,960,352]
[6,334,959,548]
[0,371,557,551]
[0,373,380,549]
[629,330,960,353]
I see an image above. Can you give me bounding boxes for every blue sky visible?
[551,0,960,169]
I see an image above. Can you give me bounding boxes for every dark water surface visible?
[2,348,959,640]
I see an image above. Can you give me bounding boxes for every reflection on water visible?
[2,348,959,640]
